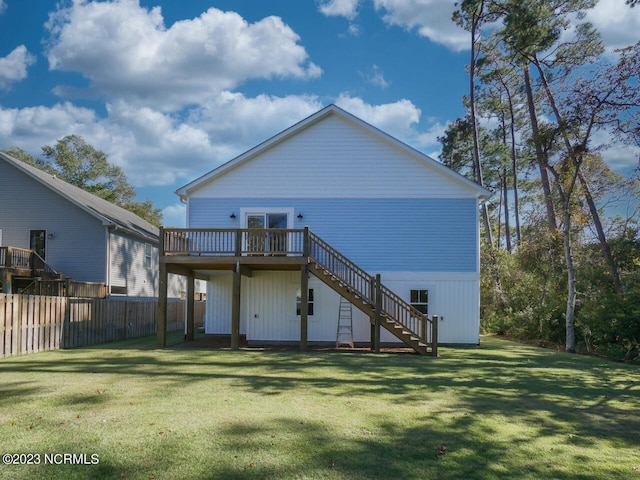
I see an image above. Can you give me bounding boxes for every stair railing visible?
[307,229,436,352]
[308,231,375,304]
[30,251,60,278]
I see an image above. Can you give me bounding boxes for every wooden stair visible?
[307,231,437,356]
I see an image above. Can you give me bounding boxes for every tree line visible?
[441,0,640,361]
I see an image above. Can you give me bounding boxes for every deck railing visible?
[0,247,60,278]
[308,231,375,304]
[0,246,32,270]
[163,228,306,256]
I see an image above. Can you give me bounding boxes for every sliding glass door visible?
[246,213,288,254]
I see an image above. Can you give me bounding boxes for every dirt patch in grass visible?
[173,334,418,354]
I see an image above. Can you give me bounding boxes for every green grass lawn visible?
[0,334,638,480]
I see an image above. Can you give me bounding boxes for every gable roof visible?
[0,151,158,242]
[176,104,491,201]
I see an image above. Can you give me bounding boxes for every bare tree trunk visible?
[468,3,493,247]
[531,60,582,353]
[498,107,512,252]
[578,171,624,294]
[546,163,580,354]
[524,67,557,230]
[502,170,512,251]
[506,90,522,246]
[562,206,577,353]
[497,175,503,249]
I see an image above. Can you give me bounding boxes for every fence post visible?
[19,295,28,354]
[15,294,22,355]
[421,314,427,343]
[431,315,438,357]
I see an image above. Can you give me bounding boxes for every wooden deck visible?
[1,246,62,294]
[158,227,438,355]
[0,246,105,297]
[162,227,307,272]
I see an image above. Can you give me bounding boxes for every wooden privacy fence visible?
[0,294,205,357]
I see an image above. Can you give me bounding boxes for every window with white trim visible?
[145,243,152,268]
[410,289,428,315]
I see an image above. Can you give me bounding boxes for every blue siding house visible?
[159,105,489,352]
[0,151,183,298]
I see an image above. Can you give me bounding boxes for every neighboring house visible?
[0,151,182,298]
[159,105,490,352]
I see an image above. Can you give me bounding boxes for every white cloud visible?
[318,0,361,20]
[335,95,421,141]
[45,0,322,110]
[0,45,36,90]
[161,203,186,228]
[0,1,6,15]
[334,0,639,54]
[347,23,361,36]
[0,102,97,147]
[415,121,447,150]
[363,65,389,89]
[591,128,640,172]
[0,93,324,188]
[373,0,468,52]
[317,0,466,50]
[586,0,640,51]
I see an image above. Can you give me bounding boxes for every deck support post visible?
[157,227,168,348]
[370,322,375,351]
[300,264,309,351]
[431,315,438,357]
[186,271,195,341]
[231,259,241,350]
[374,273,381,353]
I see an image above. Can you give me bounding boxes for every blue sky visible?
[0,0,638,227]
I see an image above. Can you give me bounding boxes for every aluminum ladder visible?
[336,297,354,348]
